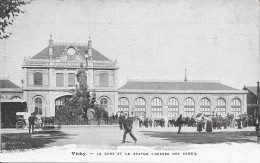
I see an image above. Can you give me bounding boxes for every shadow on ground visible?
[141,131,257,144]
[1,130,73,151]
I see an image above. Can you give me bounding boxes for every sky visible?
[0,0,259,89]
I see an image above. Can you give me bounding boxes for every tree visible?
[0,0,31,39]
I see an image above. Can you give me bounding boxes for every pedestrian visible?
[122,114,137,143]
[206,119,212,132]
[119,111,125,130]
[28,113,35,134]
[216,116,222,129]
[237,117,242,129]
[111,113,115,125]
[212,117,217,129]
[197,116,203,132]
[149,118,153,127]
[176,114,183,134]
[230,118,235,128]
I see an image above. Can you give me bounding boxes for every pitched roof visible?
[0,79,20,88]
[243,86,258,96]
[119,81,238,91]
[32,44,110,61]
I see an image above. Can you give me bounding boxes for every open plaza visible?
[1,125,260,162]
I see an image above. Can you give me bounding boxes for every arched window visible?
[168,97,179,118]
[151,97,163,118]
[55,95,72,107]
[231,98,241,117]
[216,98,226,116]
[118,97,129,113]
[100,97,109,112]
[34,97,42,115]
[134,97,146,117]
[11,96,21,101]
[200,98,211,116]
[34,72,42,85]
[184,97,195,117]
[100,73,108,87]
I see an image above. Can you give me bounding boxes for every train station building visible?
[1,37,248,121]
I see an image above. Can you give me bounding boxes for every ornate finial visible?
[184,68,187,82]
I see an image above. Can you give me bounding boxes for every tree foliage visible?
[0,0,31,39]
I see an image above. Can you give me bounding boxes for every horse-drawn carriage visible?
[15,112,55,129]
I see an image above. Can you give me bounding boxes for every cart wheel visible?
[16,121,25,129]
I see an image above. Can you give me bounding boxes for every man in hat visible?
[122,113,137,143]
[28,113,36,134]
[176,114,183,134]
[119,111,125,130]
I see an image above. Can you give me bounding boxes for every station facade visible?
[17,37,248,118]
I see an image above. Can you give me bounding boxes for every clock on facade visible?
[67,47,76,55]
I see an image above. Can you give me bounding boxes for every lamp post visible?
[256,81,260,118]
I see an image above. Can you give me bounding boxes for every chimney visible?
[88,36,92,61]
[49,34,53,59]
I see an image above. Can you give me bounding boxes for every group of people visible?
[138,118,166,128]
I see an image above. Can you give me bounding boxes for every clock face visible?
[67,48,76,55]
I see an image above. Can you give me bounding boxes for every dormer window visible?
[67,47,76,60]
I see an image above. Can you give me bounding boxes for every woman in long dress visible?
[197,116,203,132]
[230,118,235,128]
[206,119,212,132]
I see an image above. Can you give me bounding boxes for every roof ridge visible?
[127,79,220,83]
[53,42,88,46]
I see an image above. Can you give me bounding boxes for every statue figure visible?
[76,63,88,90]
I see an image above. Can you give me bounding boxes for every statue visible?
[76,63,88,90]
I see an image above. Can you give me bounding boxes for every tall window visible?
[184,97,195,117]
[200,98,211,115]
[100,73,108,87]
[34,72,42,85]
[56,73,64,87]
[216,98,226,116]
[168,97,179,118]
[100,98,108,112]
[151,97,163,118]
[118,97,129,113]
[68,73,75,86]
[134,97,146,117]
[34,97,42,115]
[231,98,241,117]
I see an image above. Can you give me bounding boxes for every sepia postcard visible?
[0,0,260,162]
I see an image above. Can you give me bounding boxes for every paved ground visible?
[1,126,260,162]
[1,125,258,151]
